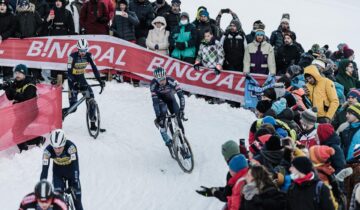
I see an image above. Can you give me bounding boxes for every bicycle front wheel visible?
[173,130,194,173]
[86,99,100,139]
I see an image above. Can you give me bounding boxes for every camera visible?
[0,79,14,90]
[221,9,230,14]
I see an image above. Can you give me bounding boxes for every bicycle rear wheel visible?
[86,99,100,139]
[173,130,194,173]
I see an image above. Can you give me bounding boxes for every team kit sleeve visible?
[150,81,161,117]
[170,78,185,111]
[87,53,101,81]
[40,148,52,180]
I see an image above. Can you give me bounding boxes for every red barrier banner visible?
[0,84,62,151]
[0,35,267,102]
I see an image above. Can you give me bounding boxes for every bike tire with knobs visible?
[172,130,194,173]
[86,99,101,139]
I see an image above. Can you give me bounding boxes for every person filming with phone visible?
[46,0,75,36]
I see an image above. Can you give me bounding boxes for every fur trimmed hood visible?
[16,2,36,13]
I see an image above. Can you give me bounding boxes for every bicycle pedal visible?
[99,128,106,132]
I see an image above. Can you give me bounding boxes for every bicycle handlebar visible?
[166,114,188,122]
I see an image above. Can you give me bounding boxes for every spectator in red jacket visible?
[80,0,110,34]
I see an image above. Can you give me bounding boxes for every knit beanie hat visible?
[287,65,302,78]
[263,88,277,101]
[301,107,318,125]
[280,13,290,24]
[265,135,282,151]
[309,145,335,164]
[263,116,276,126]
[229,154,248,173]
[312,59,326,69]
[171,0,181,4]
[344,48,354,59]
[256,100,273,114]
[348,89,360,102]
[271,98,287,115]
[199,10,209,18]
[180,12,189,20]
[292,156,313,175]
[13,64,28,75]
[347,103,360,120]
[222,140,240,162]
[317,123,335,143]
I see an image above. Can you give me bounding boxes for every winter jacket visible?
[146,16,169,55]
[299,127,318,149]
[15,3,43,38]
[270,26,297,54]
[5,77,37,104]
[243,40,276,75]
[240,186,287,210]
[276,43,302,75]
[314,164,339,210]
[220,30,246,71]
[129,0,155,39]
[319,133,346,173]
[336,62,360,96]
[340,122,360,162]
[170,22,197,60]
[67,0,83,34]
[196,38,225,69]
[194,20,222,49]
[0,8,16,40]
[245,31,269,44]
[287,175,335,210]
[304,65,340,119]
[111,8,139,41]
[47,7,75,36]
[277,108,302,135]
[80,0,110,34]
[163,10,180,32]
[151,1,171,17]
[225,168,248,210]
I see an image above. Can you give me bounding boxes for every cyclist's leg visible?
[68,174,83,210]
[66,79,79,113]
[85,85,96,121]
[167,98,185,134]
[158,102,171,145]
[53,173,66,193]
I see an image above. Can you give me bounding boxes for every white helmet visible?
[50,129,66,148]
[77,38,88,50]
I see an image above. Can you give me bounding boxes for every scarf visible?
[294,172,314,185]
[242,182,260,200]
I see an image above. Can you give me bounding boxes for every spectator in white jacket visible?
[146,16,170,55]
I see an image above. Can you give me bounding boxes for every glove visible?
[193,63,201,71]
[195,186,217,197]
[80,28,86,35]
[175,42,186,50]
[214,65,222,75]
[154,44,159,50]
[245,73,252,80]
[1,80,12,89]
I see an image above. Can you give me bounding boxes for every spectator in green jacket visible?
[336,59,360,96]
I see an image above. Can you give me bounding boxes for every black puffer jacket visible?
[241,186,287,210]
[276,43,302,75]
[164,10,180,32]
[5,77,37,104]
[15,3,43,38]
[30,0,49,20]
[287,177,335,210]
[253,149,284,173]
[47,7,75,35]
[111,8,139,41]
[129,0,154,39]
[0,8,16,40]
[221,30,246,72]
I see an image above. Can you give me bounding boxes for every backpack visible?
[315,178,347,210]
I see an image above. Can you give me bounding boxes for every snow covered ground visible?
[1,0,360,209]
[0,82,255,209]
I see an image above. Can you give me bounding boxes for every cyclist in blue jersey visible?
[63,38,105,130]
[150,67,185,147]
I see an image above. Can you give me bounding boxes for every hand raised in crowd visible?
[47,13,55,22]
[120,11,128,18]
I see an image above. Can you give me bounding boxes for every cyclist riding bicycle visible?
[63,38,105,131]
[19,180,67,210]
[150,67,185,147]
[40,129,83,210]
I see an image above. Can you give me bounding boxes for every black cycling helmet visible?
[34,180,54,201]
